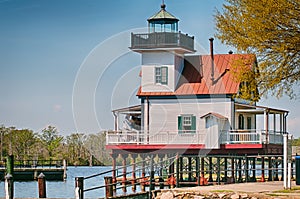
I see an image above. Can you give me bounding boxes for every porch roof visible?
[112,105,141,115]
[235,103,289,114]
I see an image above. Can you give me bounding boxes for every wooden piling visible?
[5,173,13,199]
[75,177,84,199]
[104,176,113,198]
[121,154,127,193]
[131,154,136,192]
[38,173,46,198]
[6,155,14,176]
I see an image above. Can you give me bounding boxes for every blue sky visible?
[0,0,299,137]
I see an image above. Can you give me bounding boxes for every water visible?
[0,166,112,198]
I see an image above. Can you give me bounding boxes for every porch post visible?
[113,111,119,131]
[273,113,276,133]
[264,109,269,144]
[280,114,283,133]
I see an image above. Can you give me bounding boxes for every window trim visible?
[155,66,168,85]
[178,115,196,133]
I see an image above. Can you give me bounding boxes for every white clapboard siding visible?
[141,65,175,92]
[148,98,233,133]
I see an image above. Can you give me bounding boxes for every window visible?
[238,114,244,129]
[155,66,168,84]
[247,117,252,129]
[178,115,196,133]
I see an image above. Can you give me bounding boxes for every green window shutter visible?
[178,116,182,133]
[161,66,168,85]
[191,116,196,132]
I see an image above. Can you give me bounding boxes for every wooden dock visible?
[0,159,67,181]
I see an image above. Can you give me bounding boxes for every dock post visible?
[261,157,265,182]
[75,177,84,199]
[38,173,46,198]
[6,155,14,176]
[5,173,13,199]
[63,159,67,181]
[104,176,113,198]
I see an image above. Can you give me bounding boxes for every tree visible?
[215,0,300,98]
[40,126,63,158]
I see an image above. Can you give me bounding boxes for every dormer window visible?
[155,66,168,84]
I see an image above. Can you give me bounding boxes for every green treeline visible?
[0,125,112,166]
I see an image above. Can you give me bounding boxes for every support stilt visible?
[208,157,213,182]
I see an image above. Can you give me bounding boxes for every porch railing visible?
[131,32,195,51]
[220,130,284,144]
[106,130,206,145]
[107,130,284,145]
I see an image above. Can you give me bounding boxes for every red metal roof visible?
[137,54,255,96]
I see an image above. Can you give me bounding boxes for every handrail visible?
[75,154,178,199]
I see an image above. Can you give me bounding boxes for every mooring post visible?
[63,159,67,181]
[38,173,46,198]
[104,176,113,198]
[75,177,84,199]
[6,155,14,176]
[5,173,13,199]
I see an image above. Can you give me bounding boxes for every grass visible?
[273,186,300,193]
[211,190,234,193]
